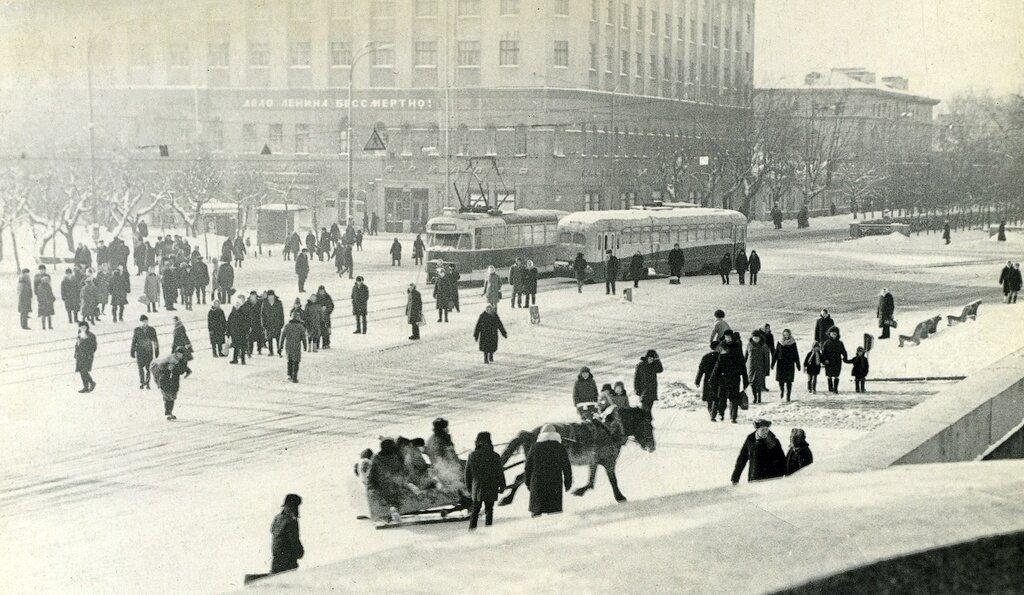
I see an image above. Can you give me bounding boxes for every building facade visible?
[1,0,755,231]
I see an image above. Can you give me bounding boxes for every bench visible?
[947,300,982,326]
[923,315,942,336]
[898,321,929,348]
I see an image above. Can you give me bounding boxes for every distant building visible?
[756,68,939,216]
[0,0,756,232]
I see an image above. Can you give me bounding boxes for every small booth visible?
[198,200,240,237]
[258,203,311,244]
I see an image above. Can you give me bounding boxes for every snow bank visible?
[845,232,909,247]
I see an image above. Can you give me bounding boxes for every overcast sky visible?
[755,0,1024,106]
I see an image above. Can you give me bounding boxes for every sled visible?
[243,573,270,585]
[374,504,470,530]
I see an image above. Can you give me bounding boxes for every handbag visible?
[137,293,148,304]
[739,391,750,410]
[418,312,427,326]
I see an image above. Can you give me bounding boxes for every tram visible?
[553,205,748,281]
[424,207,568,283]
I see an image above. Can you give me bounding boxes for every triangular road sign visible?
[261,144,273,155]
[364,129,387,152]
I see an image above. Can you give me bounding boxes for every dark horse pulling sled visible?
[353,406,656,528]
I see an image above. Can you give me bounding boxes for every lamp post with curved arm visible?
[346,42,392,225]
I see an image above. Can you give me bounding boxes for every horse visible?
[497,406,656,505]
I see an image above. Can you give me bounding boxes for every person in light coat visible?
[144,267,162,313]
[482,266,502,310]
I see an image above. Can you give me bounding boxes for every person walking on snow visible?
[406,283,422,340]
[604,250,620,295]
[710,309,731,345]
[261,290,285,356]
[390,238,402,266]
[785,428,814,476]
[17,269,33,329]
[814,309,834,344]
[773,329,800,401]
[75,321,98,393]
[634,350,663,414]
[130,315,159,389]
[999,261,1015,303]
[734,250,748,285]
[877,288,895,339]
[207,301,227,357]
[412,234,425,266]
[61,268,82,323]
[151,350,187,421]
[294,249,310,293]
[695,341,723,422]
[748,250,762,285]
[731,418,786,484]
[473,304,508,363]
[572,366,599,420]
[352,276,369,334]
[524,424,572,517]
[33,265,56,330]
[464,431,506,530]
[746,332,771,404]
[628,251,645,288]
[572,252,588,293]
[482,265,502,310]
[281,311,308,383]
[270,494,304,574]
[719,252,732,285]
[821,326,850,394]
[668,243,685,281]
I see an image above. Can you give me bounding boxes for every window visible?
[651,10,657,33]
[621,2,629,28]
[701,21,708,44]
[458,0,480,16]
[372,44,394,67]
[242,122,257,144]
[678,16,684,39]
[589,44,598,71]
[399,124,411,155]
[690,18,697,41]
[500,0,520,15]
[425,123,440,154]
[650,54,657,79]
[332,0,351,19]
[372,0,394,17]
[605,46,614,72]
[167,43,189,69]
[289,41,311,67]
[337,118,349,153]
[455,124,469,155]
[514,124,528,155]
[499,39,519,66]
[584,193,599,211]
[208,119,224,151]
[330,41,351,66]
[635,52,643,78]
[636,6,643,29]
[591,0,599,21]
[607,0,614,23]
[414,41,437,67]
[620,50,629,75]
[294,124,309,153]
[269,123,283,144]
[724,26,730,48]
[457,40,480,66]
[485,125,497,155]
[131,43,150,68]
[415,0,436,16]
[248,42,270,67]
[665,13,671,37]
[555,0,569,16]
[554,41,569,67]
[713,25,719,47]
[664,56,671,80]
[208,42,229,68]
[289,0,311,20]
[552,125,565,156]
[498,192,516,211]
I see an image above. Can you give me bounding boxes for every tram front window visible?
[429,233,470,249]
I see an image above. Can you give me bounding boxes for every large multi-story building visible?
[1,0,755,232]
[756,67,939,216]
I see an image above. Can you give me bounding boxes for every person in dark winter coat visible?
[695,341,723,422]
[316,286,334,349]
[74,321,97,393]
[130,315,159,388]
[877,288,895,339]
[270,494,304,574]
[284,232,300,261]
[523,260,537,307]
[261,291,285,355]
[814,309,834,344]
[303,295,323,352]
[734,250,748,285]
[804,342,823,393]
[217,261,235,303]
[509,258,525,307]
[17,269,32,329]
[390,238,402,266]
[207,301,227,357]
[151,351,187,420]
[628,251,645,288]
[464,431,506,530]
[294,249,309,293]
[61,268,82,323]
[191,257,210,305]
[771,205,783,229]
[219,238,233,264]
[171,316,194,374]
[433,267,456,322]
[524,424,572,516]
[572,252,587,293]
[821,326,850,393]
[1000,261,1014,301]
[473,304,508,363]
[634,350,663,414]
[227,297,250,364]
[773,329,800,401]
[761,324,776,362]
[33,266,56,329]
[719,252,732,284]
[711,332,749,423]
[604,250,620,295]
[352,276,369,334]
[942,221,951,245]
[785,428,814,476]
[108,266,130,322]
[668,243,685,280]
[748,250,761,285]
[134,240,148,275]
[1011,263,1022,304]
[572,366,599,419]
[406,284,422,340]
[281,311,308,382]
[80,277,100,324]
[412,234,425,265]
[317,230,331,263]
[851,347,869,393]
[746,332,771,404]
[731,419,786,484]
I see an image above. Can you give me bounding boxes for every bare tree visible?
[167,158,224,236]
[0,166,35,270]
[26,165,95,255]
[838,165,886,219]
[791,98,852,211]
[102,161,167,239]
[230,167,270,232]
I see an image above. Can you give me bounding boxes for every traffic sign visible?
[364,129,387,152]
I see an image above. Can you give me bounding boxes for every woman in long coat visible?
[94,264,111,314]
[303,295,323,351]
[207,301,227,357]
[17,270,33,329]
[482,265,502,309]
[464,431,506,529]
[746,331,771,404]
[773,329,800,401]
[74,321,97,393]
[34,269,56,329]
[472,304,507,363]
[524,424,572,517]
[730,419,786,484]
[433,267,456,322]
[144,268,162,312]
[821,326,850,394]
[628,252,645,288]
[109,267,130,322]
[877,288,895,339]
[79,277,100,324]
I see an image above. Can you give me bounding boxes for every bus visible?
[425,208,568,283]
[553,205,748,281]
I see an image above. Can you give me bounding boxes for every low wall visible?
[821,348,1024,473]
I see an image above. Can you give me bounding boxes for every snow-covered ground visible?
[1,219,1022,593]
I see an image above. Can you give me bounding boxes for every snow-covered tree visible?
[167,158,223,236]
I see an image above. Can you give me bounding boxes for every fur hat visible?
[475,431,493,448]
[538,424,561,443]
[282,493,302,508]
[753,418,772,428]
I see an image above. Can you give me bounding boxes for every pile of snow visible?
[845,232,909,247]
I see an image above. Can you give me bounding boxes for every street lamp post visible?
[346,42,391,227]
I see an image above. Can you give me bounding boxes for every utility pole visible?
[442,0,452,210]
[86,36,97,205]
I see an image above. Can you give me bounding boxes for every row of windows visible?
[474,222,559,250]
[562,223,743,246]
[207,0,566,22]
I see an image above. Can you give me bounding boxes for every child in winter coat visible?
[572,367,599,420]
[803,342,823,394]
[611,381,630,408]
[851,347,869,393]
